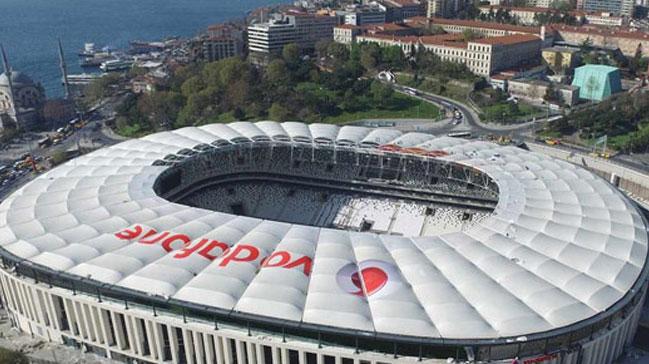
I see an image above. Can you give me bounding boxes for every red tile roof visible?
[472,33,541,45]
[420,33,468,48]
[405,16,542,34]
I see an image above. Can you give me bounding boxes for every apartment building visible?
[194,24,245,62]
[577,0,635,17]
[427,0,465,18]
[377,0,426,21]
[248,13,337,55]
[342,5,387,26]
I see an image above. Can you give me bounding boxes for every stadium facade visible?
[0,121,647,364]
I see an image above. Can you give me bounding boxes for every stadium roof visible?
[0,121,647,341]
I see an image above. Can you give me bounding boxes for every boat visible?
[100,59,134,72]
[78,43,96,57]
[66,73,104,86]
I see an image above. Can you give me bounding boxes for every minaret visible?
[58,38,71,99]
[0,44,16,118]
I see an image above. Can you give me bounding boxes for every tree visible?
[370,81,394,107]
[382,46,406,70]
[269,103,291,121]
[360,43,381,71]
[328,42,350,64]
[282,43,301,68]
[461,29,480,42]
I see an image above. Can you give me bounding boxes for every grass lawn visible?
[323,93,440,124]
[396,74,470,102]
[481,102,544,124]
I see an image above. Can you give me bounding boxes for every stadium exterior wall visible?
[0,265,645,364]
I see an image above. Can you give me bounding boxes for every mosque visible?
[0,47,46,131]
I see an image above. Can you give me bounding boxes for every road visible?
[0,96,128,201]
[390,83,649,175]
[390,84,539,138]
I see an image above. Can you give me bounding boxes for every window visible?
[289,349,299,364]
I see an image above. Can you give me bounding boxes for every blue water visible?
[0,0,289,98]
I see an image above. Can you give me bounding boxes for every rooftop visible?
[405,16,542,34]
[471,33,541,45]
[550,24,649,41]
[420,33,468,48]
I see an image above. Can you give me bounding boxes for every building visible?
[334,23,417,45]
[479,5,627,26]
[248,19,298,55]
[406,16,549,41]
[572,64,622,101]
[342,5,386,26]
[248,12,337,58]
[0,122,646,364]
[507,78,580,105]
[427,0,464,18]
[577,0,635,17]
[192,24,245,63]
[551,24,649,57]
[542,46,581,73]
[0,53,45,132]
[376,0,426,22]
[355,31,542,76]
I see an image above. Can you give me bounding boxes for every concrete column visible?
[204,333,216,364]
[334,355,342,364]
[317,353,324,364]
[17,284,32,319]
[214,334,226,364]
[63,299,78,336]
[222,336,234,364]
[143,320,157,360]
[183,328,195,364]
[0,276,16,310]
[235,340,246,364]
[123,314,138,355]
[72,302,87,339]
[281,348,290,364]
[299,350,306,364]
[83,304,98,342]
[110,312,126,350]
[89,306,103,344]
[168,325,180,364]
[194,331,205,364]
[151,322,165,361]
[256,342,265,364]
[46,294,61,331]
[43,293,59,330]
[271,346,281,364]
[247,342,258,364]
[31,289,46,325]
[99,309,114,346]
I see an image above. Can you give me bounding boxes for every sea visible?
[0,0,290,98]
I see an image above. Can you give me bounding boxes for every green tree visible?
[282,43,301,68]
[360,43,381,71]
[461,29,479,42]
[269,103,291,121]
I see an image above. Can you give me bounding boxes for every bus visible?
[447,131,472,138]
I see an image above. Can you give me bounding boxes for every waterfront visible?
[0,0,289,97]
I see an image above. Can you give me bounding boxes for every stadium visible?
[0,121,647,364]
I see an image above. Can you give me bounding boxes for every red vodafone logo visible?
[337,260,399,298]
